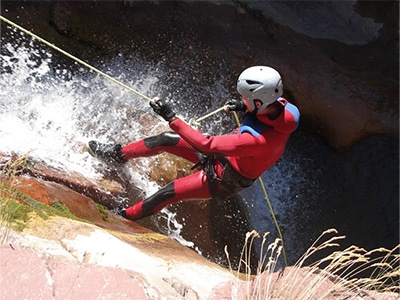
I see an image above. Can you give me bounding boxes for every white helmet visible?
[236,66,283,113]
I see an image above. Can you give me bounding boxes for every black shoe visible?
[113,206,128,219]
[87,141,127,164]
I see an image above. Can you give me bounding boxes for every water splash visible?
[0,38,196,244]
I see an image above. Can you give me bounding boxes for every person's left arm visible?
[150,98,266,156]
[170,118,266,156]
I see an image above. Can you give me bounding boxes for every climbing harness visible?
[1,15,288,266]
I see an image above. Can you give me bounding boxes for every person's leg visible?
[88,132,198,164]
[122,132,198,163]
[123,170,211,220]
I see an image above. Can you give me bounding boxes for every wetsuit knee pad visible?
[141,182,176,216]
[144,132,181,149]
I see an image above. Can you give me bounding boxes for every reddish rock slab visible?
[0,244,149,299]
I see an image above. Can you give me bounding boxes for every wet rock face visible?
[1,1,398,150]
[1,152,256,271]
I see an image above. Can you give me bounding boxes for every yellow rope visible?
[194,106,227,124]
[233,111,288,266]
[0,15,153,102]
[2,14,288,266]
[0,15,228,124]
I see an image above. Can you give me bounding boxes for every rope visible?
[195,106,227,123]
[1,15,229,124]
[195,107,289,266]
[0,15,153,102]
[233,112,288,266]
[190,105,228,128]
[2,14,288,266]
[258,178,288,266]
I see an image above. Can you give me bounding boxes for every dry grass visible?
[229,229,399,299]
[0,153,31,243]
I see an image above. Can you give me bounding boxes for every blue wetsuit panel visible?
[239,115,266,138]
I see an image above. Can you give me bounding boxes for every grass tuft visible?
[0,153,31,243]
[229,229,399,299]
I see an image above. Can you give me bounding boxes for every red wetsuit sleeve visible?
[169,118,266,157]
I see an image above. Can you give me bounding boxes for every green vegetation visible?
[1,154,29,242]
[97,204,108,221]
[0,197,32,234]
[0,154,80,243]
[0,189,81,234]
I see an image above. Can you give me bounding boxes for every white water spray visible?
[0,37,197,246]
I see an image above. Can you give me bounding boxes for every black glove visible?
[150,99,176,122]
[225,99,246,112]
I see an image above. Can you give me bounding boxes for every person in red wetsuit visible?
[88,66,300,220]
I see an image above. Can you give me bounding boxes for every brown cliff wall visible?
[1,0,398,150]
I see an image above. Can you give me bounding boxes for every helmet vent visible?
[246,80,261,85]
